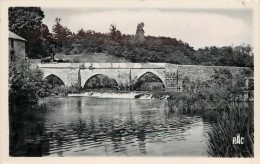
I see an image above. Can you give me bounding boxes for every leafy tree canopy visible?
[52,18,72,42]
[9,7,52,58]
[9,7,44,38]
[9,61,49,104]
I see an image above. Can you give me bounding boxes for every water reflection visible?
[9,104,51,156]
[10,97,209,156]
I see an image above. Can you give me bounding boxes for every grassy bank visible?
[166,87,253,157]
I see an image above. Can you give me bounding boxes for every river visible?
[9,97,211,157]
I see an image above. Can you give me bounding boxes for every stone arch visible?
[134,70,165,85]
[44,74,65,87]
[133,71,165,91]
[83,74,119,90]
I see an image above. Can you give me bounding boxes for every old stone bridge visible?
[38,63,250,91]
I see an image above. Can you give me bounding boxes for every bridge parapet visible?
[38,63,81,68]
[38,63,168,69]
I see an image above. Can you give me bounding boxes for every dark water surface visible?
[9,97,211,157]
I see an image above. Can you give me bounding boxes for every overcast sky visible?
[42,8,252,49]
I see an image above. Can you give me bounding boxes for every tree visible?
[9,7,44,37]
[134,22,145,45]
[233,45,254,68]
[9,7,51,58]
[76,28,86,39]
[109,24,122,42]
[29,24,53,58]
[52,18,72,50]
[9,60,49,104]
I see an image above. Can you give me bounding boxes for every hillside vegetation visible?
[9,7,254,67]
[54,53,130,63]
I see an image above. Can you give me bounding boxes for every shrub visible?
[167,72,254,157]
[167,87,230,115]
[9,60,49,104]
[49,85,81,96]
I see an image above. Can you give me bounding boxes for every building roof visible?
[9,31,26,41]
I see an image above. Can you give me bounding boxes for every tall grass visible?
[207,102,254,157]
[167,87,254,157]
[167,87,230,116]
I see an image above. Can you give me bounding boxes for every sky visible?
[42,8,253,49]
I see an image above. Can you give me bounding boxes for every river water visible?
[9,97,211,157]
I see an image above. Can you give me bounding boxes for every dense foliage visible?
[167,87,253,157]
[83,74,118,90]
[9,7,254,67]
[55,23,254,67]
[9,7,52,59]
[167,68,253,157]
[133,72,164,91]
[169,68,252,111]
[9,60,49,104]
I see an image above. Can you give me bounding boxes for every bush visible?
[140,82,164,91]
[168,87,230,115]
[166,71,254,157]
[50,85,81,96]
[9,60,49,104]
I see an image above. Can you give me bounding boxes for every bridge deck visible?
[38,63,167,69]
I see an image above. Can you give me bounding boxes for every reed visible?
[206,103,254,157]
[167,87,254,157]
[167,88,230,115]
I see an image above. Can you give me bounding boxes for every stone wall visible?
[165,64,179,90]
[15,40,26,61]
[80,69,122,88]
[42,68,79,86]
[80,68,166,88]
[178,65,251,82]
[38,63,252,91]
[9,39,26,62]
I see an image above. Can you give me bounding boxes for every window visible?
[10,51,15,61]
[11,39,14,48]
